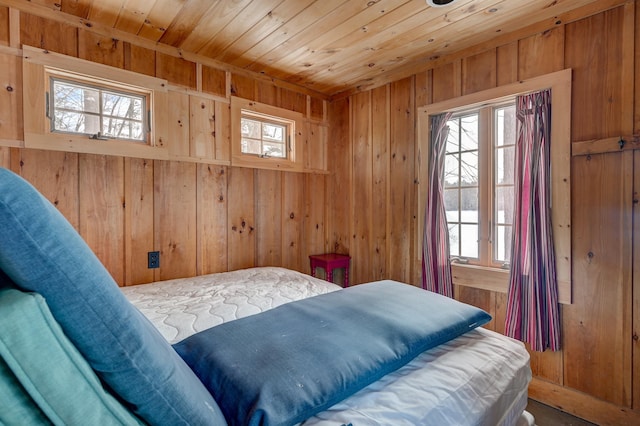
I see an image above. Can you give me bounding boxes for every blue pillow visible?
[174,280,492,426]
[0,168,226,426]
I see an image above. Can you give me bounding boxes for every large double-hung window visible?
[444,104,516,268]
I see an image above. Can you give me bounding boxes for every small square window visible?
[231,97,304,172]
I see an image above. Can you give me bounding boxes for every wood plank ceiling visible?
[22,0,606,96]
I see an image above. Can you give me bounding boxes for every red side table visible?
[309,253,351,287]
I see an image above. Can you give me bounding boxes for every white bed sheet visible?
[122,267,531,426]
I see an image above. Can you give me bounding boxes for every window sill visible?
[451,263,509,294]
[451,262,571,304]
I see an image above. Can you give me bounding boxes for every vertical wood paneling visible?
[454,286,495,330]
[227,166,255,270]
[518,27,565,80]
[634,150,640,410]
[496,42,518,85]
[202,65,227,97]
[282,172,304,271]
[20,13,77,56]
[0,52,22,142]
[371,85,388,281]
[255,80,278,105]
[124,158,154,285]
[0,146,10,167]
[167,91,190,157]
[304,173,326,273]
[215,101,231,162]
[309,97,324,121]
[351,90,372,285]
[189,95,216,159]
[388,77,415,284]
[255,169,282,266]
[279,87,306,115]
[305,122,326,171]
[156,52,196,89]
[123,43,156,77]
[78,30,124,69]
[327,97,351,255]
[414,69,432,108]
[197,164,228,275]
[17,149,79,229]
[154,160,198,280]
[432,60,461,103]
[230,73,255,100]
[79,154,125,284]
[0,7,9,44]
[565,152,633,406]
[462,49,496,95]
[566,7,626,141]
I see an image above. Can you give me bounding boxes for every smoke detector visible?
[427,0,459,7]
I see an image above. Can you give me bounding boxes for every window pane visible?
[448,224,460,257]
[241,118,261,138]
[496,146,515,185]
[444,154,459,187]
[460,187,478,222]
[53,81,99,113]
[262,123,285,142]
[460,114,478,151]
[103,118,143,140]
[103,92,143,120]
[495,104,516,147]
[495,186,514,225]
[444,189,459,222]
[241,138,261,155]
[495,225,512,263]
[54,111,86,133]
[460,151,478,187]
[460,224,478,258]
[262,142,286,158]
[445,118,460,153]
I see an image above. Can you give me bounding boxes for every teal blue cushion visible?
[0,289,143,425]
[0,356,52,426]
[0,168,226,426]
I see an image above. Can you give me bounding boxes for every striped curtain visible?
[422,112,453,298]
[505,89,561,352]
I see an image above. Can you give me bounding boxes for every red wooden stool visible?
[309,253,351,287]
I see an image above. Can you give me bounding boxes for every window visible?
[240,112,291,158]
[22,45,169,160]
[417,69,572,303]
[50,77,149,142]
[231,97,304,172]
[444,104,515,268]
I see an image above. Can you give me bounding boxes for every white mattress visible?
[122,267,531,426]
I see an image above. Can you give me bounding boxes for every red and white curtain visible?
[422,112,454,298]
[504,89,561,352]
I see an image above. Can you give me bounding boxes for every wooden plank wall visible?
[0,10,328,286]
[326,1,640,424]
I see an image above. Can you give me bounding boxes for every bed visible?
[122,266,533,426]
[0,166,533,426]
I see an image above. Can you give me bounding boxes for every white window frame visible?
[444,102,516,269]
[48,74,150,143]
[230,96,304,172]
[417,69,572,304]
[22,46,169,160]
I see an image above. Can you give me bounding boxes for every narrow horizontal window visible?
[49,77,149,143]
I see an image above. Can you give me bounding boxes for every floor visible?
[526,399,597,426]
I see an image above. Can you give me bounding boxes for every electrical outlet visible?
[148,251,160,269]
